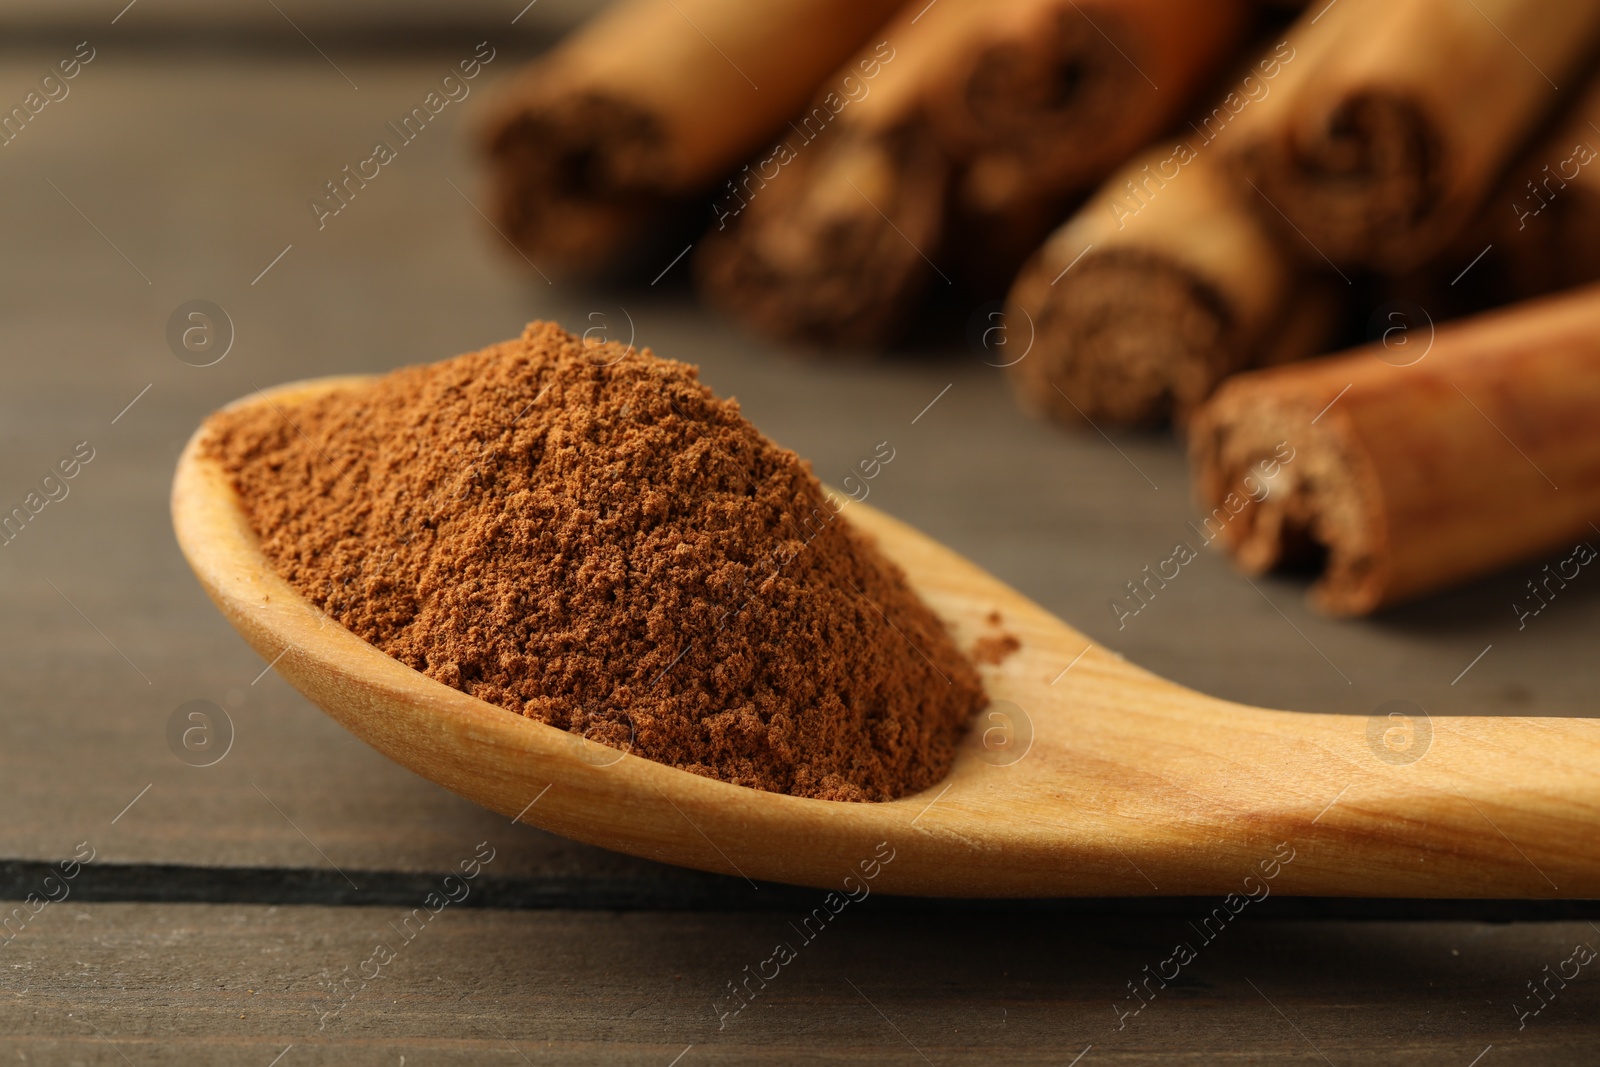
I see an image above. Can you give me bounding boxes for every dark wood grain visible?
[3,903,1598,1064]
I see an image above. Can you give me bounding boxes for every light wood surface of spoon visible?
[172,378,1600,898]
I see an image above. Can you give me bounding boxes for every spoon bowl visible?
[173,378,1600,897]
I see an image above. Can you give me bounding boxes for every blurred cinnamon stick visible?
[1230,0,1600,273]
[1003,28,1347,428]
[478,0,903,274]
[925,0,1251,275]
[1189,284,1600,615]
[696,0,1251,347]
[1004,145,1312,427]
[1454,72,1600,304]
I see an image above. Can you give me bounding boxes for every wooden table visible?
[1,23,1597,1065]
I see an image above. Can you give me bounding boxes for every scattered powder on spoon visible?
[203,322,983,801]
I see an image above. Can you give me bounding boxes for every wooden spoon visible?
[172,378,1600,898]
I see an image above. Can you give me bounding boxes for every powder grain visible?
[204,322,983,801]
[971,633,1020,666]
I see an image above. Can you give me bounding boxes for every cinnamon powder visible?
[204,322,983,801]
[970,610,1020,665]
[971,634,1020,666]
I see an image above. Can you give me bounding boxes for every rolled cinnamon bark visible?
[1458,72,1600,303]
[478,0,904,274]
[1004,145,1304,427]
[1002,24,1360,429]
[696,0,1251,347]
[697,120,949,348]
[926,0,1251,266]
[1231,0,1600,273]
[1189,284,1600,615]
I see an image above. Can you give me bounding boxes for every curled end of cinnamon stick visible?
[1242,89,1442,272]
[695,126,947,349]
[1006,250,1241,428]
[1188,377,1389,616]
[942,7,1133,189]
[481,86,673,274]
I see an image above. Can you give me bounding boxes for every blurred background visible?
[2,0,1599,1062]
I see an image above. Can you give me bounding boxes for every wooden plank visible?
[3,903,1599,1063]
[0,45,1592,888]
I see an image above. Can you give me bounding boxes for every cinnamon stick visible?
[1453,71,1600,305]
[696,0,1251,347]
[926,0,1252,272]
[1004,144,1307,427]
[1188,284,1600,615]
[478,0,904,274]
[1230,0,1600,273]
[1000,20,1360,428]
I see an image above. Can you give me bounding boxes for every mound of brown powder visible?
[203,322,983,801]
